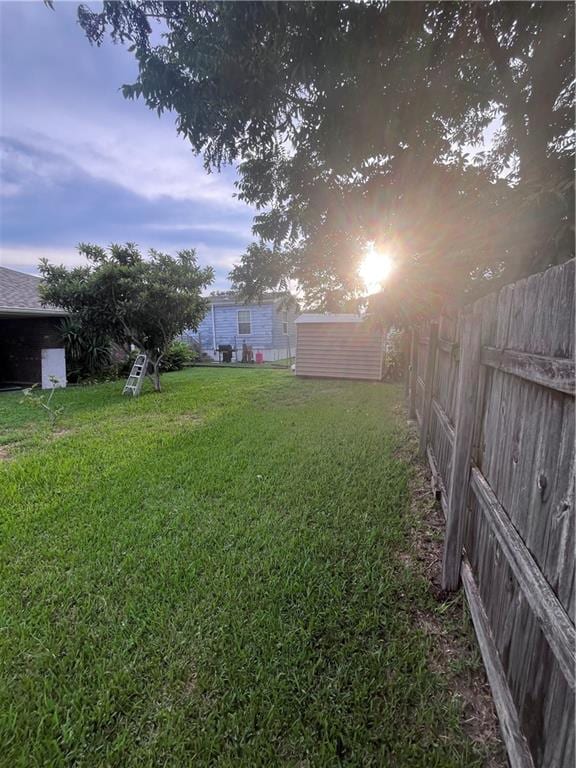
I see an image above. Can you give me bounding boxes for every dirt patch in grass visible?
[397,419,507,767]
[173,412,204,426]
[0,446,10,461]
[183,667,198,697]
[111,412,204,429]
[53,428,72,438]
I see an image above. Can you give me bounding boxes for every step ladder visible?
[122,353,148,396]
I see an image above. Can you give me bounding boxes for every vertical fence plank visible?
[418,321,438,456]
[408,328,418,420]
[442,306,483,591]
[460,560,535,768]
[403,330,411,398]
[472,293,497,465]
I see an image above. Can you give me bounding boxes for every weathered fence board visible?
[408,328,418,420]
[409,259,575,768]
[481,348,575,394]
[461,558,535,768]
[442,307,483,590]
[419,322,438,456]
[471,467,575,688]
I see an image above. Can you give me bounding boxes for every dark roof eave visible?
[0,307,69,317]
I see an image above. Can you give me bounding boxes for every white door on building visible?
[41,348,67,389]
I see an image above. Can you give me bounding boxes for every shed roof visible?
[0,267,68,316]
[295,313,364,325]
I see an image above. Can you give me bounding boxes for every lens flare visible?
[359,244,394,294]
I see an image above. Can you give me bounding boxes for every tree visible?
[39,244,214,391]
[77,2,574,315]
[228,242,292,301]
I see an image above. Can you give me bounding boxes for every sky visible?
[0,1,256,290]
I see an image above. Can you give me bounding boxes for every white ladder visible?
[122,353,148,396]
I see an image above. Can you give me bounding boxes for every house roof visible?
[295,313,364,324]
[0,267,68,316]
[205,293,280,306]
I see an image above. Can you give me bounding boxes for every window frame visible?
[237,309,252,336]
[282,309,289,336]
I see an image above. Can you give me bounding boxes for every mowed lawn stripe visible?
[1,369,486,767]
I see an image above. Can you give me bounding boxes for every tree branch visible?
[472,5,530,170]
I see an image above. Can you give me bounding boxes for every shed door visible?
[41,348,67,389]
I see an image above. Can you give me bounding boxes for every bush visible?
[119,341,196,377]
[119,350,138,377]
[60,317,114,383]
[160,340,195,371]
[381,329,406,382]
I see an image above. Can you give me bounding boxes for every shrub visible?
[119,350,140,376]
[160,340,195,371]
[59,317,114,382]
[119,340,196,378]
[382,329,406,382]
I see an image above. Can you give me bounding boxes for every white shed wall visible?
[295,321,383,380]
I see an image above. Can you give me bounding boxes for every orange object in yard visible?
[255,351,264,364]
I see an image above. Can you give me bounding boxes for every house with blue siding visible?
[185,295,298,362]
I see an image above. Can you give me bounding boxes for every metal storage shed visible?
[295,314,384,381]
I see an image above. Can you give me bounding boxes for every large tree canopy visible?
[39,244,213,391]
[78,1,574,318]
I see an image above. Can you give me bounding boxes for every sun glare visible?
[359,244,394,294]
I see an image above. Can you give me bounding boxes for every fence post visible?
[403,331,411,399]
[442,304,483,592]
[418,321,438,456]
[408,328,419,420]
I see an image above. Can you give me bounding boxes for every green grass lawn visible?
[1,369,492,767]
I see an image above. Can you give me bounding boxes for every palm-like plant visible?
[59,317,113,378]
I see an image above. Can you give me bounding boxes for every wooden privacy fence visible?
[408,259,575,768]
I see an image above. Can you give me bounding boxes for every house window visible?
[282,310,289,335]
[237,309,251,335]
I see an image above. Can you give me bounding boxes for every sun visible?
[359,244,394,294]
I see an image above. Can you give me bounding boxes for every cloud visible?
[0,2,255,293]
[0,181,23,198]
[0,246,83,274]
[7,122,244,208]
[1,138,78,194]
[2,114,245,208]
[192,243,240,269]
[0,4,246,209]
[0,242,240,292]
[143,221,253,239]
[0,142,253,256]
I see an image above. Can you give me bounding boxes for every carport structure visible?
[0,267,68,389]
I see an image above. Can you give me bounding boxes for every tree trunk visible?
[152,361,161,392]
[146,354,162,392]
